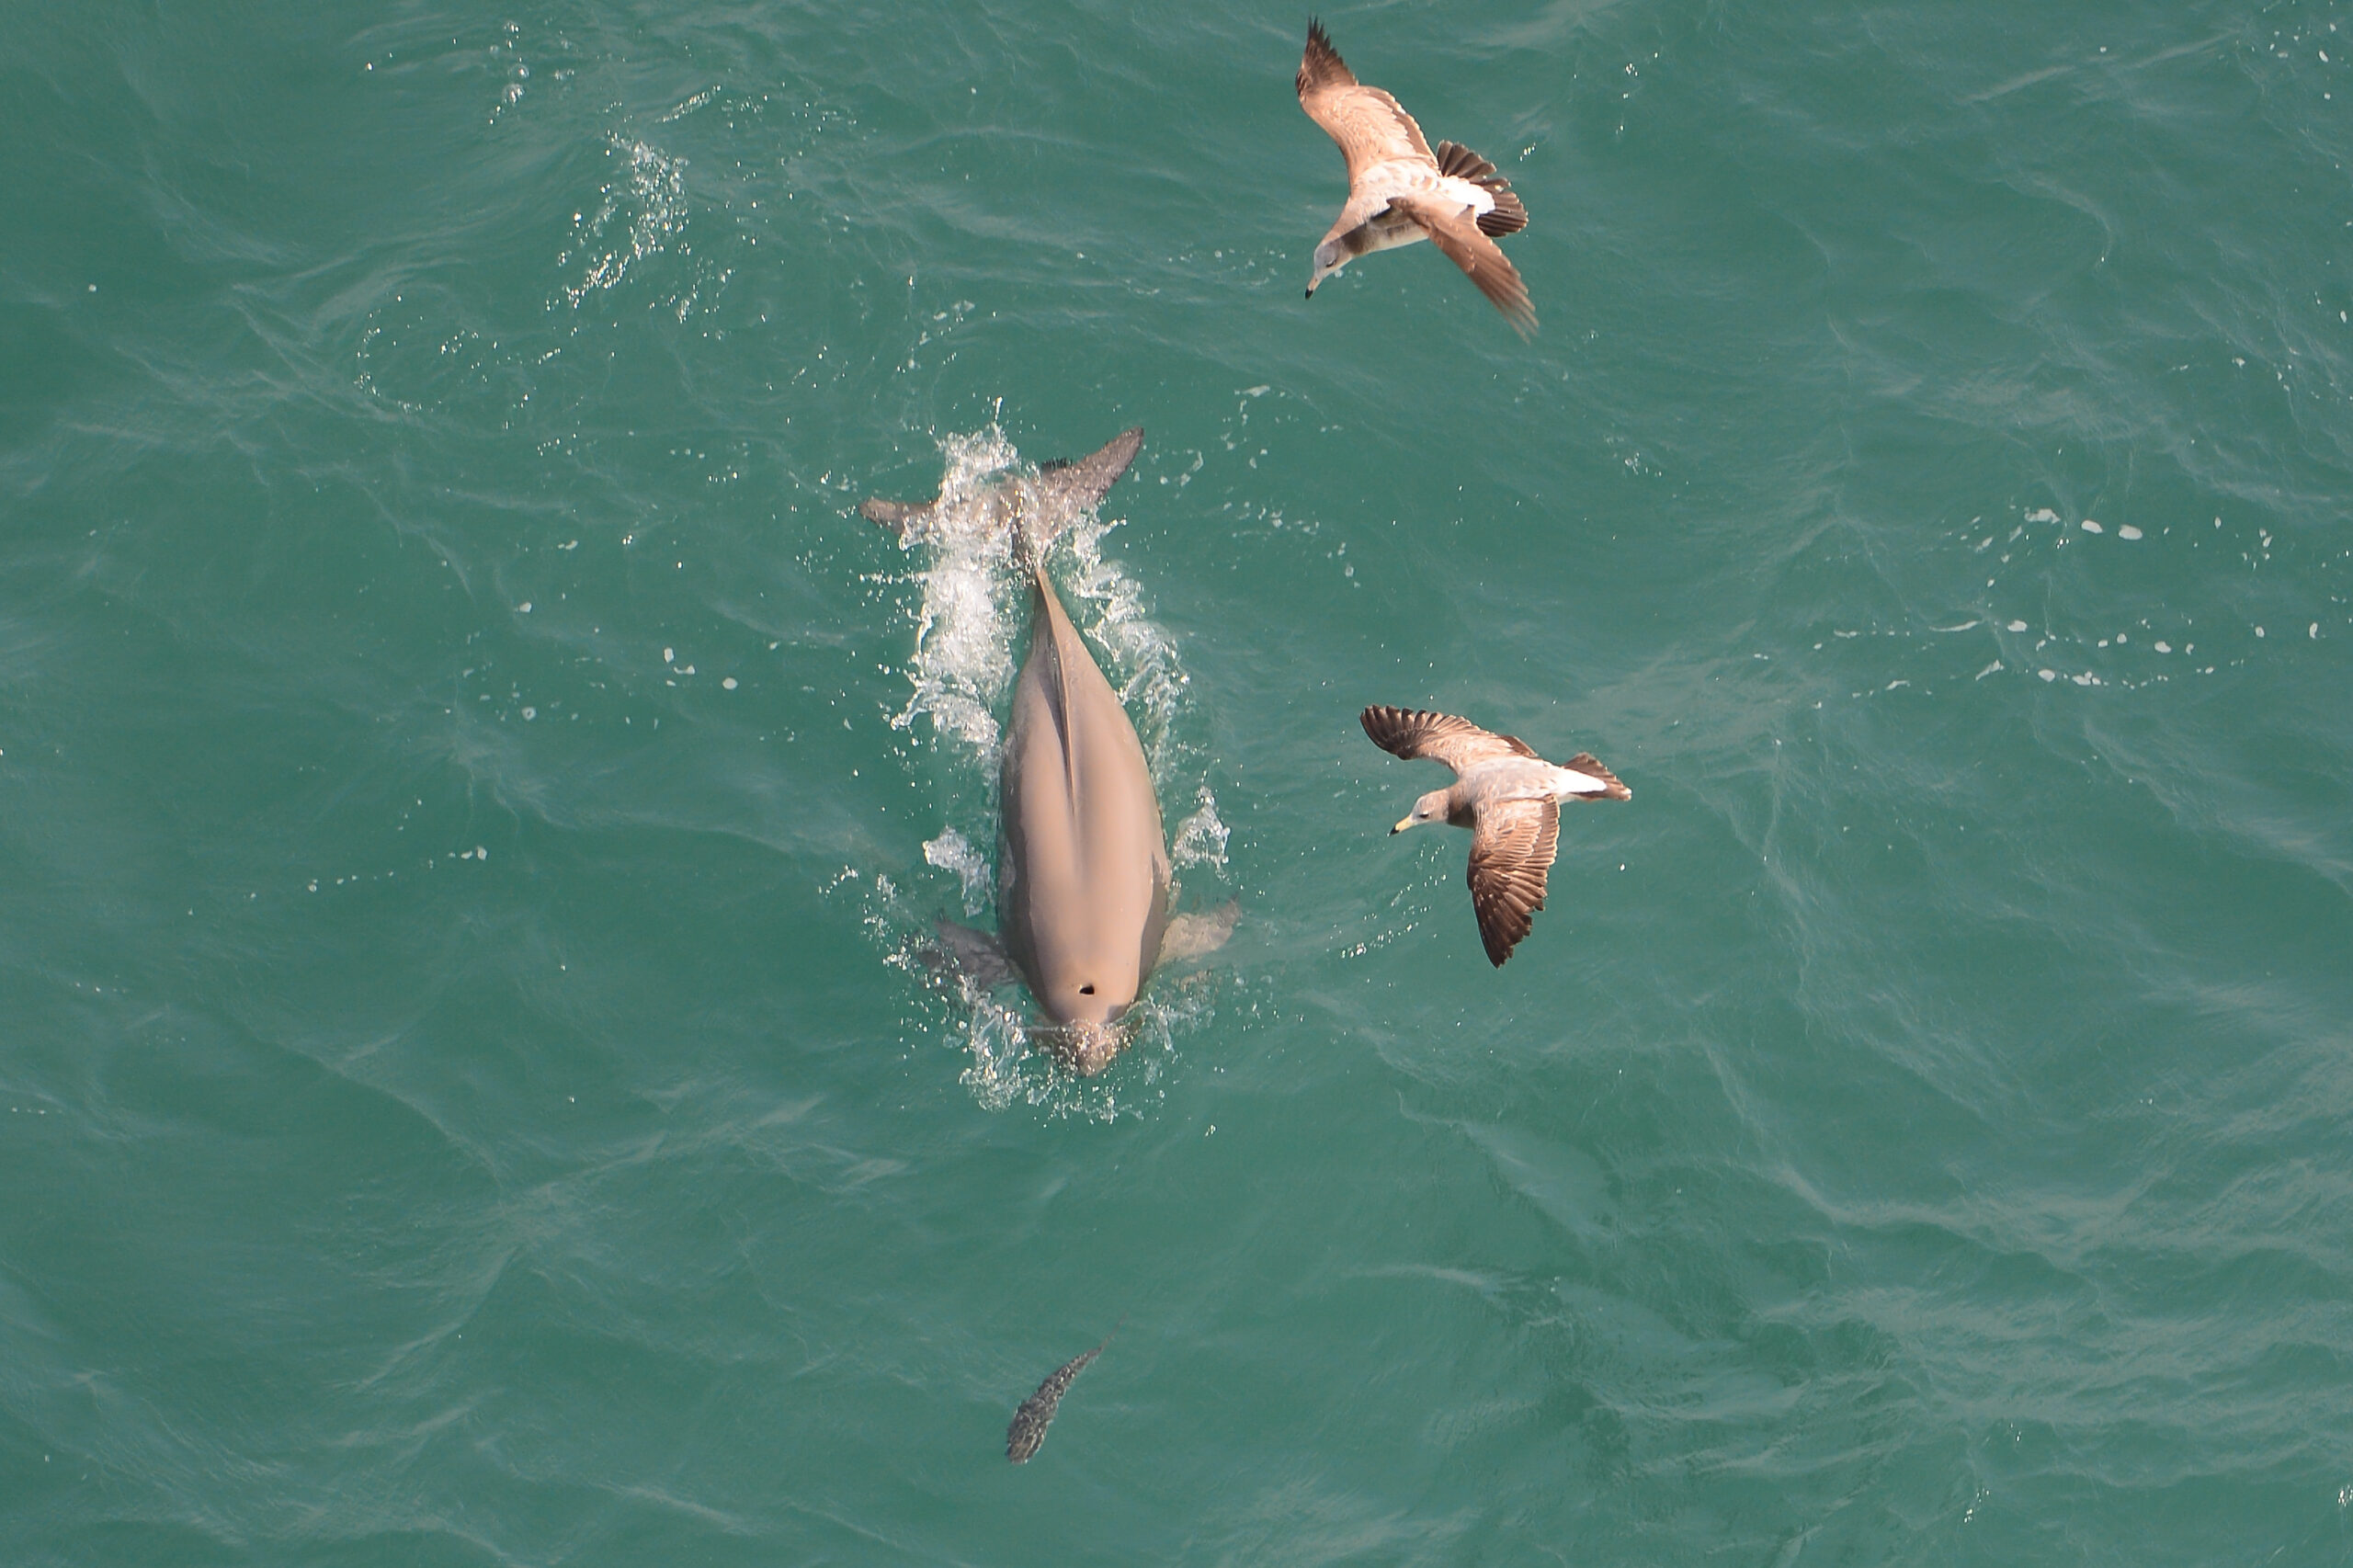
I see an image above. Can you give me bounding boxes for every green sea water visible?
[6,1,2353,1562]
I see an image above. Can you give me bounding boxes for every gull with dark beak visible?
[1296,19,1536,335]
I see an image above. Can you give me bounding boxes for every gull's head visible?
[1392,788,1451,835]
[1305,239,1346,299]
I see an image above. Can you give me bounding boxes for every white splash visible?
[954,971,1212,1120]
[953,992,1036,1112]
[890,427,1023,756]
[886,426,1200,780]
[922,826,992,917]
[1171,786,1231,869]
[562,135,688,306]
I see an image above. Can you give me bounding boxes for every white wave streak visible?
[890,427,1023,756]
[562,136,688,306]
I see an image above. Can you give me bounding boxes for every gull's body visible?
[1362,706,1629,966]
[1296,20,1536,335]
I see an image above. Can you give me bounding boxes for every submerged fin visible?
[926,919,1017,990]
[1158,902,1240,964]
[1006,1319,1122,1463]
[868,430,1141,560]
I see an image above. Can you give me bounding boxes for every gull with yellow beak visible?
[1362,705,1629,966]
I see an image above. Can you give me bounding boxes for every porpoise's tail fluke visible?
[859,427,1142,556]
[1014,426,1144,563]
[859,496,935,536]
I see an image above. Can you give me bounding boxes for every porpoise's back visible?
[997,565,1171,1024]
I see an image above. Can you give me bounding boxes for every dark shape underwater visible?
[1006,1327,1117,1463]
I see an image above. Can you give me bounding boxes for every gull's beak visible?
[1392,816,1412,835]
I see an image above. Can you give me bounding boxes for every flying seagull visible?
[1362,706,1629,965]
[1296,19,1535,335]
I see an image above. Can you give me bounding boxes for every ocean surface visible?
[5,2,2351,1562]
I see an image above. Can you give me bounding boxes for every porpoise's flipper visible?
[1158,901,1240,964]
[925,919,1018,990]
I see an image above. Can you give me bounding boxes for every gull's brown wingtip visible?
[1298,16,1355,96]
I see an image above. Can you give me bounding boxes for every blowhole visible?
[1079,984,1095,995]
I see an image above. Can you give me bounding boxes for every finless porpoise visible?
[1362,705,1630,965]
[1296,19,1536,335]
[862,429,1235,1072]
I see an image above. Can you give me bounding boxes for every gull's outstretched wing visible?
[1392,196,1538,336]
[1298,20,1433,181]
[1361,705,1538,776]
[1466,799,1559,966]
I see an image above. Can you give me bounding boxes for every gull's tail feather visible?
[1563,752,1631,801]
[1434,140,1529,237]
